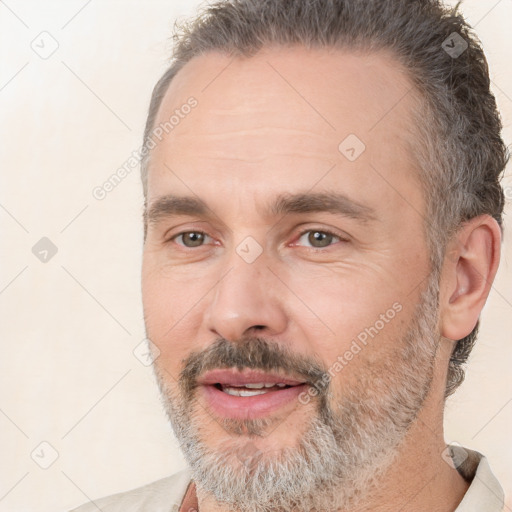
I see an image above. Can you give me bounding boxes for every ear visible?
[439,215,501,341]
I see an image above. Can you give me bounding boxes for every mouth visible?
[198,369,309,420]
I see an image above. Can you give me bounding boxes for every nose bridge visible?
[204,243,287,341]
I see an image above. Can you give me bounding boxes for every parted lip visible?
[198,368,307,387]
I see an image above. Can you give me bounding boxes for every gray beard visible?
[152,274,440,512]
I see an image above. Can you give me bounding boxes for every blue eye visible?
[297,230,341,248]
[173,231,212,248]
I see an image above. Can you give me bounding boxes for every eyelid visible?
[165,226,349,249]
[291,227,349,248]
[170,230,214,247]
[162,220,218,243]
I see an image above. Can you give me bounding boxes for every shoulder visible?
[69,467,193,512]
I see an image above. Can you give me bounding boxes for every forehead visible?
[147,46,424,222]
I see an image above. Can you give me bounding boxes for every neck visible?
[352,403,469,512]
[354,338,469,512]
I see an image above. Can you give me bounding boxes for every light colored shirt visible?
[70,447,504,511]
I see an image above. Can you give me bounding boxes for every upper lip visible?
[198,368,307,387]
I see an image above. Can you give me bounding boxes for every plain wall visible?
[0,1,510,511]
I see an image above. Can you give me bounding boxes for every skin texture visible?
[141,46,501,511]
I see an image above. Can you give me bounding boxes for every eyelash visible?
[294,228,345,248]
[169,228,346,249]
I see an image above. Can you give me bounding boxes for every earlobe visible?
[440,215,501,341]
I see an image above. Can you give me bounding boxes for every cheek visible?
[285,275,411,404]
[141,261,206,367]
[287,268,404,359]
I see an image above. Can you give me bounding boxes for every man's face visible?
[142,47,439,509]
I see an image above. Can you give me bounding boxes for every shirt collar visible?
[452,446,504,511]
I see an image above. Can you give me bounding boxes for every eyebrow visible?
[146,195,211,225]
[269,192,377,223]
[145,191,377,226]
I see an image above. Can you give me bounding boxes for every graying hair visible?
[141,0,509,396]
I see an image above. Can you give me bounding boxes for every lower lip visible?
[200,384,309,420]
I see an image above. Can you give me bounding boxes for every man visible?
[73,0,508,510]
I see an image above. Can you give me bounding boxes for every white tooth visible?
[276,383,287,388]
[222,387,269,397]
[245,383,265,389]
[239,389,268,396]
[264,383,275,388]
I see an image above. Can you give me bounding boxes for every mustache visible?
[179,337,328,395]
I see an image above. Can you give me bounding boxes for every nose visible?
[203,250,288,342]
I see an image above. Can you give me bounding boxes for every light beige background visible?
[0,1,511,511]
